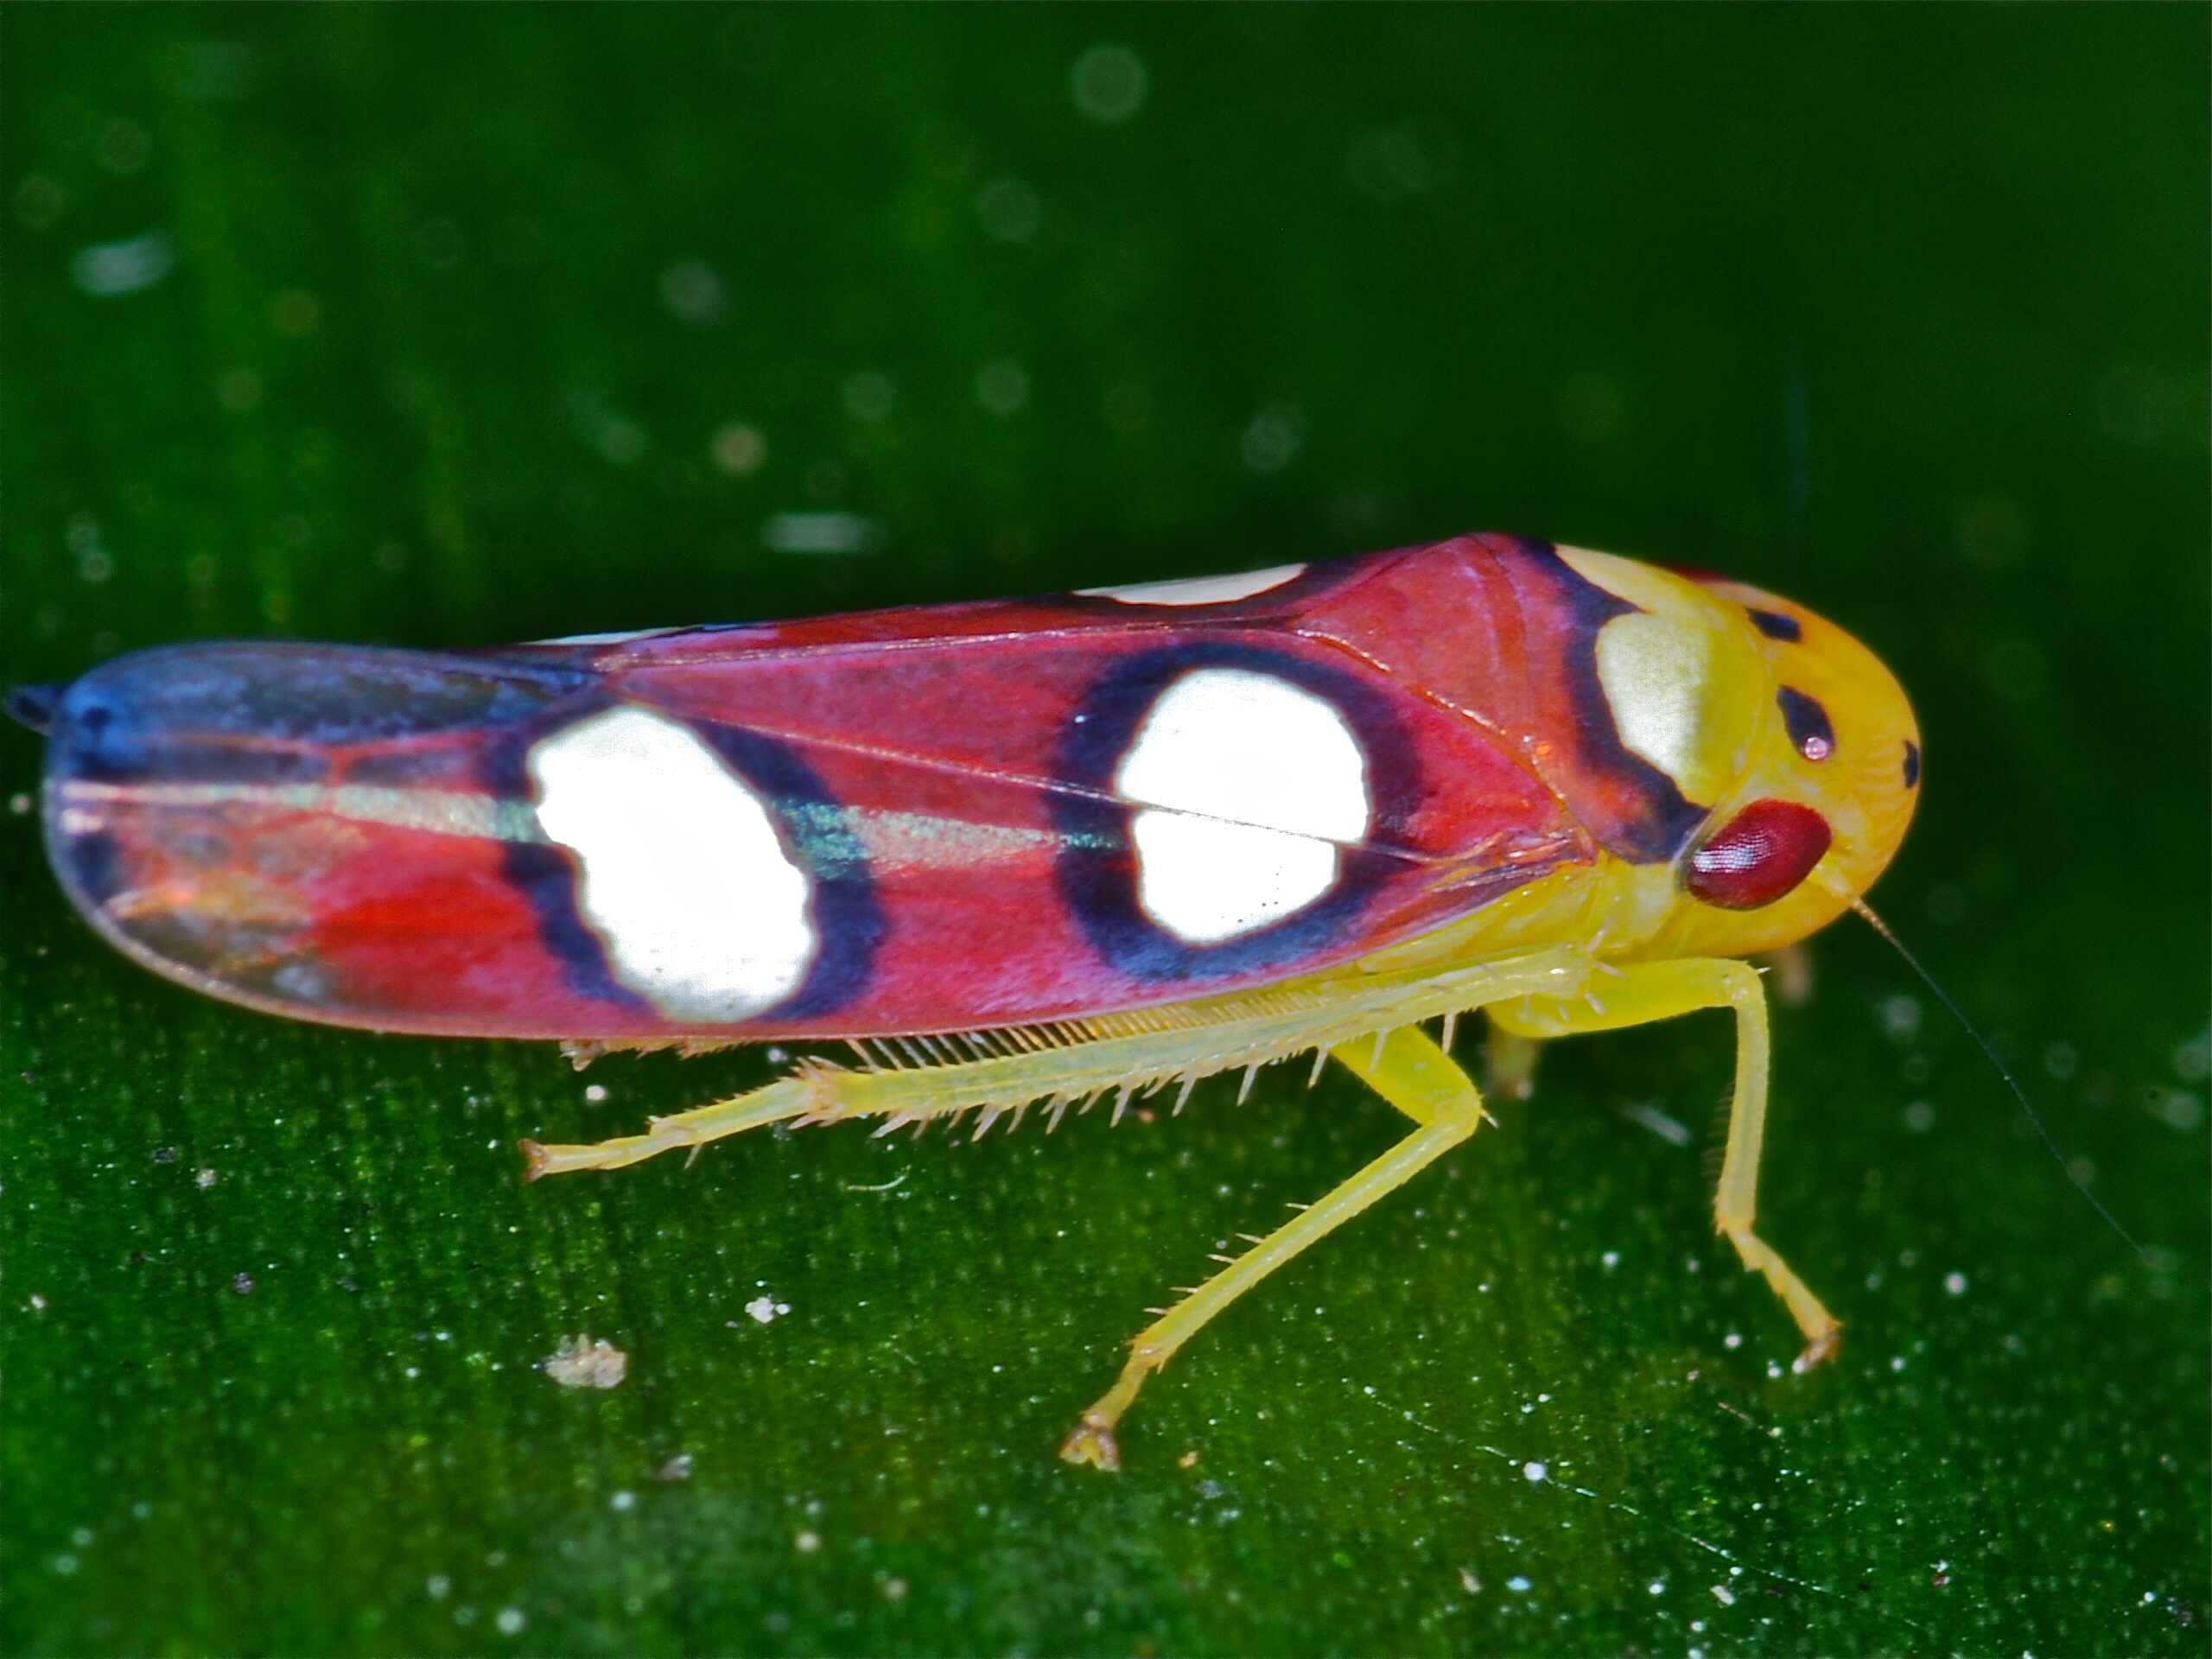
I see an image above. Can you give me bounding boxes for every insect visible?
[10,533,1920,1469]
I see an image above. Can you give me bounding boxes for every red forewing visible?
[35,537,1719,1040]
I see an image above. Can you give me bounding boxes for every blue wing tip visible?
[6,682,63,736]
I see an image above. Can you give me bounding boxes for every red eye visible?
[1685,799,1833,910]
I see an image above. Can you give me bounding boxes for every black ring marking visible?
[1051,643,1423,985]
[1522,541,1709,862]
[488,700,886,1022]
[483,696,651,1015]
[499,836,652,1015]
[695,724,884,1021]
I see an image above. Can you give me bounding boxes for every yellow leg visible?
[523,942,1835,1465]
[520,945,1586,1178]
[1487,957,1840,1370]
[519,956,1588,1470]
[1059,1024,1488,1470]
[522,1077,813,1178]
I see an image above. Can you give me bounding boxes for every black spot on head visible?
[1902,740,1921,789]
[1777,687,1834,762]
[1747,608,1802,643]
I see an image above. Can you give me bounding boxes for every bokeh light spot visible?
[977,360,1029,415]
[844,372,896,422]
[270,288,320,337]
[216,367,263,413]
[71,232,173,296]
[1238,403,1305,474]
[713,424,766,474]
[662,258,729,326]
[1071,46,1147,123]
[15,175,66,230]
[1346,121,1459,202]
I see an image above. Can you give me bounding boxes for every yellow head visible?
[1555,550,1922,960]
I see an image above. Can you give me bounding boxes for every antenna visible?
[1851,896,2148,1261]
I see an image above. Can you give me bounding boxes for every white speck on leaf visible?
[542,1334,627,1389]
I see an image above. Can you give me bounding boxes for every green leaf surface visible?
[4,7,2205,1655]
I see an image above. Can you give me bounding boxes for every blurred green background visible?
[3,7,2205,1656]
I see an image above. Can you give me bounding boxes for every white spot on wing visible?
[1078,564,1305,607]
[1128,813,1341,942]
[1118,670,1367,839]
[1592,611,1713,793]
[529,706,814,1020]
[1114,668,1367,943]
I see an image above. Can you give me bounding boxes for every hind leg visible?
[522,946,1586,1178]
[1060,1023,1489,1470]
